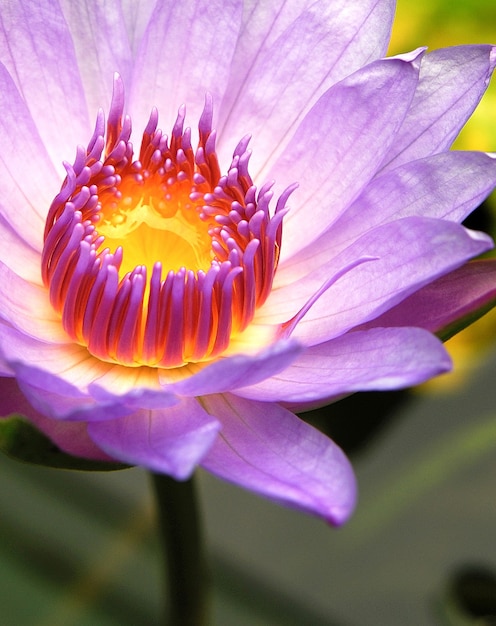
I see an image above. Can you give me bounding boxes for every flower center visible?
[97,171,213,275]
[42,77,294,368]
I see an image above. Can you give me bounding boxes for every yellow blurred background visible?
[389,0,496,390]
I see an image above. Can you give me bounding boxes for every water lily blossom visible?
[1,0,496,525]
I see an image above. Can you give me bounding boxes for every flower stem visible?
[150,472,210,626]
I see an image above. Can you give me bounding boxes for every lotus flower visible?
[1,0,496,525]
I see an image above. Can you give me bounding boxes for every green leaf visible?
[0,416,131,471]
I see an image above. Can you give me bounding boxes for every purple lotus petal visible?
[330,152,496,250]
[218,0,395,174]
[278,152,496,271]
[128,0,242,135]
[58,1,133,115]
[0,376,112,461]
[0,333,136,422]
[381,45,496,171]
[88,398,221,479]
[89,382,179,411]
[200,394,356,525]
[0,366,13,377]
[235,327,451,405]
[0,65,57,251]
[30,416,113,461]
[0,1,90,166]
[119,0,158,53]
[16,379,135,423]
[270,53,422,256]
[168,339,302,396]
[0,325,178,418]
[0,213,42,284]
[17,369,178,422]
[363,259,496,336]
[0,262,69,342]
[262,218,492,345]
[0,323,113,391]
[0,325,14,376]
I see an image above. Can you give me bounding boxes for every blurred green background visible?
[2,1,496,624]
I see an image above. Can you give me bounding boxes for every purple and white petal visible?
[0,323,113,390]
[0,0,91,165]
[0,262,68,342]
[0,330,135,422]
[120,0,158,55]
[0,65,59,250]
[362,259,496,336]
[0,363,13,377]
[14,369,177,423]
[269,53,422,257]
[59,1,133,115]
[167,339,302,396]
[218,0,396,173]
[128,0,242,136]
[381,45,496,171]
[0,323,182,420]
[0,321,156,393]
[260,217,492,345]
[286,151,496,264]
[88,399,221,479]
[89,382,179,412]
[0,376,112,461]
[235,327,451,405]
[14,378,135,423]
[200,394,357,525]
[0,214,43,284]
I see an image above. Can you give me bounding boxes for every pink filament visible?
[42,76,294,368]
